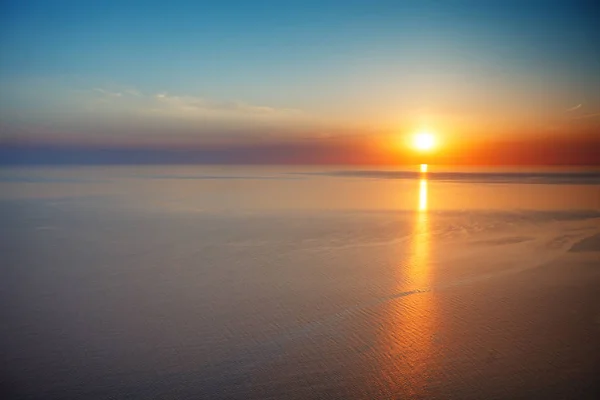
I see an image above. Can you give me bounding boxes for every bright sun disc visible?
[413,132,435,151]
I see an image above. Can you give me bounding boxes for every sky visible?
[1,0,599,164]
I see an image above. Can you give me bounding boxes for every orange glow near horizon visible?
[7,124,600,166]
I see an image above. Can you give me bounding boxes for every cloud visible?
[1,81,327,146]
[573,113,600,120]
[558,103,600,122]
[58,86,319,144]
[123,88,141,97]
[93,88,123,97]
[90,87,303,122]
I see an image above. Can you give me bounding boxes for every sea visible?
[1,165,599,399]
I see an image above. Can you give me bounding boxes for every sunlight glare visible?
[413,132,435,151]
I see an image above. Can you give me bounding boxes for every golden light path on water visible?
[377,164,435,397]
[419,178,428,212]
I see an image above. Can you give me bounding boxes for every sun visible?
[413,132,435,151]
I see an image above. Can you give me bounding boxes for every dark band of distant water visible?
[296,170,600,185]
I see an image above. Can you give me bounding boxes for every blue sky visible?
[1,0,599,152]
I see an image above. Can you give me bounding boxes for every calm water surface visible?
[1,166,599,399]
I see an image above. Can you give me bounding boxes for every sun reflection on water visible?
[419,178,428,212]
[377,164,436,396]
[413,164,430,287]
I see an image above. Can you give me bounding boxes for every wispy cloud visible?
[1,81,327,146]
[93,88,123,97]
[90,87,304,122]
[49,86,320,144]
[573,112,600,120]
[560,103,600,121]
